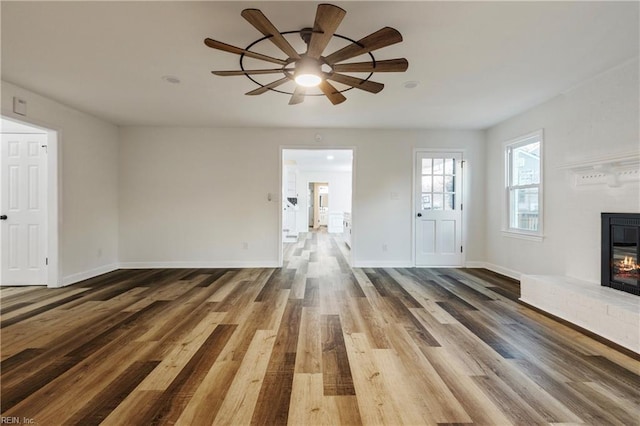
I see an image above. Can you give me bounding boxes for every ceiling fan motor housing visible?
[300,27,314,46]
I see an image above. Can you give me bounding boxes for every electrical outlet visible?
[382,243,388,252]
[242,242,249,250]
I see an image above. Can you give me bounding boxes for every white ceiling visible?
[1,1,638,130]
[283,148,353,172]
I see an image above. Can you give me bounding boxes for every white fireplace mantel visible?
[559,150,639,188]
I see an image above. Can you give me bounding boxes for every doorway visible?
[309,182,328,229]
[281,148,354,266]
[414,151,464,267]
[1,116,58,286]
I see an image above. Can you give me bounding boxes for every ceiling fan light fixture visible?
[204,4,408,104]
[294,57,322,87]
[295,73,322,87]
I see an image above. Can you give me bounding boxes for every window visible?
[504,130,543,238]
[421,157,456,211]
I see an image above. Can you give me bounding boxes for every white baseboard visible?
[464,261,486,268]
[352,261,516,271]
[351,261,413,268]
[482,262,522,281]
[462,261,522,280]
[118,261,280,269]
[60,263,120,287]
[57,260,521,286]
[57,260,280,287]
[413,265,466,268]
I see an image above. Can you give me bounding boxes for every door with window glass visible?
[415,152,462,266]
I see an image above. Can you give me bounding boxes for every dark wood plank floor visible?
[1,231,639,425]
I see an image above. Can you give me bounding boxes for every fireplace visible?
[601,213,640,295]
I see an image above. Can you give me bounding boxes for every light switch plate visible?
[13,97,27,116]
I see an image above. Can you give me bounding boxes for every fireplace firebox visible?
[601,213,640,295]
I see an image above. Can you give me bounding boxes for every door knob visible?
[417,213,422,217]
[0,215,7,220]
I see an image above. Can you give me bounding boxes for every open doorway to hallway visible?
[281,148,353,266]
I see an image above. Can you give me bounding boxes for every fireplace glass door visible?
[602,213,640,295]
[611,225,639,286]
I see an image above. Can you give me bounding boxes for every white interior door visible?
[1,133,48,285]
[415,152,463,266]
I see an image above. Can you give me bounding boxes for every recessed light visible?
[403,80,419,89]
[162,75,181,84]
[327,155,335,160]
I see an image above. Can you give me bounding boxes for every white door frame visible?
[412,148,466,267]
[1,113,60,287]
[278,146,356,267]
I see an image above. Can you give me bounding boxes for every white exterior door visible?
[1,133,48,285]
[415,152,463,266]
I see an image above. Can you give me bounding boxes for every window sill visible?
[501,230,544,242]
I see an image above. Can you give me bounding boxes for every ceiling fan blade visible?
[204,38,287,66]
[326,73,384,94]
[241,9,301,59]
[306,4,346,59]
[324,27,403,65]
[289,86,306,105]
[333,58,408,73]
[212,69,290,76]
[318,80,346,105]
[245,77,291,96]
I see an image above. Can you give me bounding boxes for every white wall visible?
[7,57,636,284]
[484,59,640,282]
[1,81,120,285]
[295,169,352,232]
[119,127,486,268]
[118,127,282,267]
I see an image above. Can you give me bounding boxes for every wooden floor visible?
[1,231,639,425]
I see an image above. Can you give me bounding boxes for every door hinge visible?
[45,257,48,265]
[460,246,463,253]
[461,203,463,211]
[461,160,465,168]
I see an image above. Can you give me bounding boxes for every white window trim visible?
[502,129,544,241]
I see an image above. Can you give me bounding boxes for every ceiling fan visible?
[204,3,408,105]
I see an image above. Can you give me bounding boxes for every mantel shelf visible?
[559,150,639,188]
